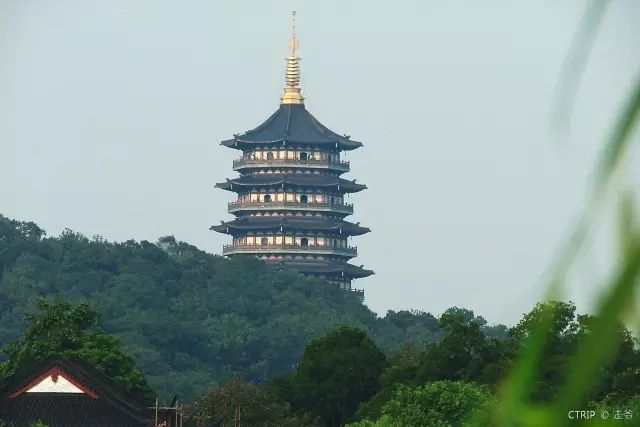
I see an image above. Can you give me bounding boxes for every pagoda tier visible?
[213,12,372,296]
[221,104,363,151]
[287,260,374,279]
[215,174,366,194]
[227,199,354,217]
[211,216,370,236]
[282,259,372,299]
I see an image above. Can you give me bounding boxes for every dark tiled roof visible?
[210,216,370,236]
[0,359,154,427]
[216,173,366,193]
[282,260,374,278]
[221,104,363,151]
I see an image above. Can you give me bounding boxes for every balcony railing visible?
[227,200,354,214]
[232,157,350,172]
[223,243,357,257]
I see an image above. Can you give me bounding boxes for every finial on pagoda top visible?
[281,10,304,105]
[289,9,298,57]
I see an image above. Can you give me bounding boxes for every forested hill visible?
[0,214,505,400]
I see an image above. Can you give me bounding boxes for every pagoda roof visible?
[221,104,363,151]
[284,260,374,278]
[0,358,154,427]
[216,173,366,193]
[211,216,370,236]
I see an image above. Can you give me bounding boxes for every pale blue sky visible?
[1,1,638,324]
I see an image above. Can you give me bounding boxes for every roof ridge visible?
[284,104,293,138]
[244,107,282,135]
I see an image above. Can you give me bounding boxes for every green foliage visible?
[351,381,492,427]
[355,342,422,421]
[592,396,640,426]
[0,299,154,400]
[0,214,482,401]
[0,421,49,427]
[345,415,400,427]
[488,0,640,417]
[269,326,387,427]
[193,377,315,427]
[356,310,514,422]
[356,302,639,425]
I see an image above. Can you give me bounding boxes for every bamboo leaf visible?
[595,75,640,195]
[553,225,640,415]
[551,0,609,135]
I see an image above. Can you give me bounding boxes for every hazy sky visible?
[1,1,638,324]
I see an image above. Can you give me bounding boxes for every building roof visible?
[211,216,370,236]
[221,104,363,151]
[216,173,366,193]
[0,358,154,427]
[283,260,374,278]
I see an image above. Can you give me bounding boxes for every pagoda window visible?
[264,194,272,203]
[286,193,295,202]
[287,150,295,159]
[299,152,308,161]
[267,151,274,160]
[261,237,269,246]
[301,238,309,247]
[275,236,283,244]
[300,194,308,204]
[285,236,294,245]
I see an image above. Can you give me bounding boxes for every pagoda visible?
[212,11,373,297]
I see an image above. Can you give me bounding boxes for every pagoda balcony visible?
[223,243,358,257]
[227,200,354,215]
[232,157,350,172]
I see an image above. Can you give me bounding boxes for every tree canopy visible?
[268,326,387,426]
[0,298,154,400]
[0,214,486,401]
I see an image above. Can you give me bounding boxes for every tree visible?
[278,326,387,427]
[379,381,491,427]
[415,310,511,386]
[508,301,640,403]
[0,298,155,400]
[194,377,316,427]
[355,342,421,421]
[355,314,511,424]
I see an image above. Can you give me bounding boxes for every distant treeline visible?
[1,214,638,426]
[0,214,505,401]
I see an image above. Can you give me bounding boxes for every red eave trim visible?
[9,367,99,399]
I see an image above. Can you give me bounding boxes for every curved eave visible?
[215,177,367,194]
[285,261,374,279]
[221,137,362,151]
[210,224,230,234]
[210,218,370,236]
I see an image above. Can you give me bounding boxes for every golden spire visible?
[280,10,304,105]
